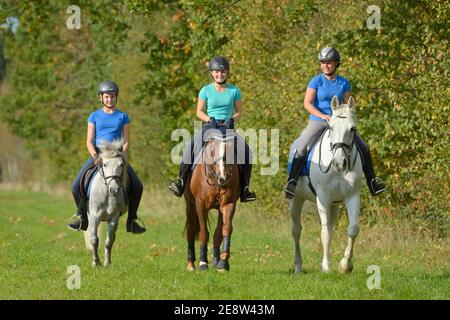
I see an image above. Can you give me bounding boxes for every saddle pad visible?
[85,170,98,199]
[287,138,318,177]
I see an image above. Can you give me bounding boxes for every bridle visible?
[203,134,235,186]
[99,155,124,192]
[319,116,357,173]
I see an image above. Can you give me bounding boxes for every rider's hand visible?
[208,116,218,128]
[94,154,103,166]
[321,114,331,122]
[224,117,235,129]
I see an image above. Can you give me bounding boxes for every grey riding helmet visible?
[97,80,119,96]
[318,47,341,67]
[209,56,230,71]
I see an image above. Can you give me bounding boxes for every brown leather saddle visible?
[79,164,130,205]
[79,164,98,199]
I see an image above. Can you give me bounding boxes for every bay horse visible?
[84,139,128,267]
[184,127,240,272]
[289,96,363,273]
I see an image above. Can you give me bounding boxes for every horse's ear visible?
[331,96,340,111]
[347,96,356,114]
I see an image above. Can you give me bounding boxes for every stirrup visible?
[285,179,297,199]
[370,177,386,196]
[168,178,183,196]
[67,213,81,231]
[242,186,256,202]
[127,218,146,233]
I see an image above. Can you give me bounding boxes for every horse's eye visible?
[350,127,356,132]
[103,163,107,167]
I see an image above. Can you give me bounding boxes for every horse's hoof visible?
[212,257,219,268]
[187,262,196,272]
[338,260,353,274]
[216,259,230,271]
[92,260,100,267]
[198,263,208,271]
[103,261,111,268]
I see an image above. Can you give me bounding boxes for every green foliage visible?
[0,0,448,235]
[0,0,130,180]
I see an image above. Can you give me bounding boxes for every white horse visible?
[84,140,128,267]
[290,96,363,273]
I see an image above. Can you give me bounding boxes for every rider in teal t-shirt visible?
[198,83,242,120]
[168,56,256,202]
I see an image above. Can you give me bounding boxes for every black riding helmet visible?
[209,56,230,71]
[318,47,340,68]
[97,80,119,96]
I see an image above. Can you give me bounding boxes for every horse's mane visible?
[98,139,126,159]
[98,139,129,189]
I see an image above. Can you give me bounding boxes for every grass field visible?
[0,189,448,300]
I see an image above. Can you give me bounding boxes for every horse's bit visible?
[100,155,124,190]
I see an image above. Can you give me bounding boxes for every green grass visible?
[0,189,448,299]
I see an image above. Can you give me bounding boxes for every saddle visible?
[192,129,237,171]
[79,164,98,199]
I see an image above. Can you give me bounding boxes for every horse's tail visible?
[184,201,200,240]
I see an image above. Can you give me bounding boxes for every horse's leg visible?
[216,203,236,272]
[213,212,224,268]
[87,214,100,267]
[185,200,197,272]
[104,215,119,267]
[338,194,360,273]
[317,196,332,272]
[195,200,209,271]
[290,195,305,273]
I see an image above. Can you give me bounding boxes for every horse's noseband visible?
[100,155,124,191]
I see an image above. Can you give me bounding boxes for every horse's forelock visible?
[333,105,356,121]
[98,139,125,159]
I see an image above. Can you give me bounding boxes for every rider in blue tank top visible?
[284,47,386,199]
[67,81,146,234]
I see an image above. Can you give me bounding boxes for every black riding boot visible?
[68,198,88,231]
[354,135,386,196]
[126,171,146,234]
[285,153,306,199]
[169,162,191,197]
[239,164,256,202]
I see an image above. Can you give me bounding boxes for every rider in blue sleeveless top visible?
[67,81,146,234]
[284,47,386,198]
[168,56,256,202]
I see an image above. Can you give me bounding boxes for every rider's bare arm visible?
[122,124,130,156]
[343,91,351,104]
[196,98,211,122]
[86,123,97,158]
[232,100,243,121]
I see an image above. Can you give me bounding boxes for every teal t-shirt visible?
[198,83,242,120]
